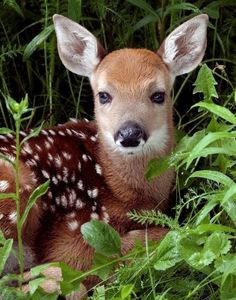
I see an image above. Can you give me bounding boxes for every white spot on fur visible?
[69,118,78,123]
[26,159,37,167]
[58,130,65,136]
[47,136,54,144]
[20,131,27,137]
[55,155,62,167]
[0,146,8,152]
[52,176,58,185]
[35,144,42,152]
[9,211,17,223]
[0,180,9,191]
[55,197,60,205]
[61,195,67,207]
[34,153,40,161]
[49,129,56,136]
[45,141,51,149]
[0,135,7,141]
[102,212,110,223]
[57,174,62,181]
[75,199,85,209]
[66,128,73,136]
[41,130,48,136]
[77,180,84,190]
[62,151,71,160]
[68,220,79,231]
[90,213,99,220]
[62,167,69,177]
[42,170,50,179]
[48,153,53,161]
[22,143,33,155]
[87,188,98,199]
[90,136,97,142]
[95,163,102,175]
[82,154,88,162]
[0,213,3,220]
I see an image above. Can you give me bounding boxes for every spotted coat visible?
[0,120,168,271]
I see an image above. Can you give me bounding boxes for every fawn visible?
[0,13,208,296]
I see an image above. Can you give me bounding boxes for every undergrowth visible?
[0,0,236,299]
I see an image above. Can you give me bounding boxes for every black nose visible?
[114,121,147,147]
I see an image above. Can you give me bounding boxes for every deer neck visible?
[97,127,175,207]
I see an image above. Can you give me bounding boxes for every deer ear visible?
[157,14,209,77]
[53,14,106,78]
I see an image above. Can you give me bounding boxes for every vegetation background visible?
[0,0,235,299]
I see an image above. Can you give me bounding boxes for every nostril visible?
[114,121,147,148]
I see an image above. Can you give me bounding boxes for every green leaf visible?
[127,0,159,17]
[165,3,199,16]
[59,262,84,295]
[193,101,236,125]
[0,193,17,201]
[68,0,82,22]
[20,180,49,227]
[192,224,236,234]
[81,220,121,256]
[23,25,54,61]
[0,128,14,135]
[145,157,170,181]
[154,231,182,271]
[215,254,236,286]
[0,238,13,274]
[187,170,234,187]
[92,253,116,280]
[3,0,24,17]
[196,193,222,225]
[202,2,220,19]
[221,185,236,225]
[30,262,59,277]
[21,122,45,145]
[204,232,231,257]
[29,277,47,295]
[185,131,236,168]
[121,284,134,299]
[133,14,158,32]
[188,249,215,269]
[193,64,218,101]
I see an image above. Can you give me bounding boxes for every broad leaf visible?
[81,220,121,256]
[145,157,170,181]
[154,231,182,271]
[193,64,218,101]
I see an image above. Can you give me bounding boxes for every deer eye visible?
[98,92,112,104]
[150,92,165,104]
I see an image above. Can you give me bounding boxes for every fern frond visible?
[127,210,179,230]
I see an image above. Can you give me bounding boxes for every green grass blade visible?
[187,170,234,187]
[23,25,54,61]
[193,102,236,125]
[19,181,50,227]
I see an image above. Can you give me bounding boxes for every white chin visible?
[115,145,144,155]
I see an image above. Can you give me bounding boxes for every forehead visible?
[93,49,170,91]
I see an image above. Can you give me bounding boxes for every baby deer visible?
[0,13,208,296]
